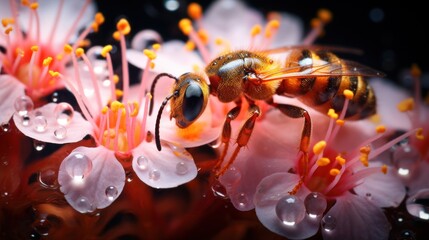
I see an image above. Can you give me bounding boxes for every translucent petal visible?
[0,76,26,124]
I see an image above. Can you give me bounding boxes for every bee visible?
[149,46,383,184]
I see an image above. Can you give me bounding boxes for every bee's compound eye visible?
[182,83,204,122]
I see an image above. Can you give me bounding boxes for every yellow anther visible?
[336,119,345,126]
[381,165,388,174]
[42,57,53,66]
[185,40,195,51]
[101,45,112,57]
[31,45,39,52]
[250,24,262,37]
[48,70,60,77]
[94,12,105,25]
[336,155,346,165]
[370,114,381,124]
[327,108,338,119]
[91,22,99,32]
[101,106,109,114]
[143,49,157,60]
[16,48,24,57]
[104,129,116,139]
[376,125,386,133]
[318,8,332,23]
[360,146,371,155]
[416,128,424,140]
[75,48,84,57]
[198,29,209,44]
[5,27,13,35]
[317,157,330,167]
[179,18,193,35]
[192,64,200,72]
[150,62,155,69]
[111,101,124,111]
[329,168,340,176]
[130,101,140,117]
[30,2,38,10]
[343,89,354,100]
[116,18,131,35]
[360,156,368,167]
[78,39,91,48]
[215,37,223,45]
[115,89,123,97]
[188,2,202,20]
[56,53,64,61]
[267,20,280,29]
[112,31,121,41]
[311,18,322,29]
[2,18,14,27]
[152,43,161,51]
[21,0,29,6]
[411,63,421,78]
[313,140,326,155]
[113,74,120,84]
[64,44,73,54]
[397,98,414,112]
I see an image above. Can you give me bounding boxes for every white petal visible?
[271,13,304,47]
[13,102,93,144]
[0,75,25,124]
[58,146,125,213]
[321,193,390,240]
[132,141,197,188]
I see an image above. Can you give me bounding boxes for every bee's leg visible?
[215,105,260,178]
[272,103,312,195]
[213,105,242,173]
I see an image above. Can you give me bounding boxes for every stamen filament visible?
[119,34,130,103]
[47,0,64,46]
[140,93,151,142]
[113,108,122,153]
[98,109,107,143]
[60,0,91,49]
[125,105,134,151]
[188,30,211,64]
[80,51,103,111]
[11,50,23,74]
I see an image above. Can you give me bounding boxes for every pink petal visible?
[132,141,197,188]
[271,13,304,48]
[58,146,125,213]
[406,160,429,195]
[354,164,406,208]
[13,102,93,144]
[0,75,25,124]
[321,193,390,240]
[254,173,318,239]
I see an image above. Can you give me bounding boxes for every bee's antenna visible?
[150,73,179,116]
[155,91,178,151]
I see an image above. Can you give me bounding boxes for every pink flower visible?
[0,0,97,125]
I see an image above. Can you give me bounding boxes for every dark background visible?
[94,0,428,91]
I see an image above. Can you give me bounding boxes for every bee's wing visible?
[260,44,364,55]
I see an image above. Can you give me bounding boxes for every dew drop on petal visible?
[221,166,241,187]
[236,192,250,210]
[399,230,416,240]
[21,115,32,126]
[1,123,10,132]
[64,153,93,180]
[322,214,337,231]
[148,169,160,181]
[105,186,118,201]
[33,140,46,151]
[38,169,58,188]
[126,171,134,182]
[33,115,48,132]
[75,196,94,213]
[54,126,67,139]
[136,156,149,170]
[14,96,34,116]
[51,92,59,103]
[211,180,228,199]
[391,141,420,177]
[275,195,306,226]
[175,161,188,175]
[54,103,74,126]
[304,192,327,218]
[32,217,51,236]
[406,189,429,220]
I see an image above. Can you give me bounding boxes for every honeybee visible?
[149,46,383,182]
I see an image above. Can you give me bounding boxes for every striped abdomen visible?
[277,49,376,120]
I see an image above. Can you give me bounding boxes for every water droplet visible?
[304,192,327,218]
[148,169,160,181]
[64,152,93,180]
[21,114,32,126]
[365,192,372,200]
[137,156,149,170]
[105,186,118,201]
[51,92,59,102]
[322,215,337,231]
[75,196,94,213]
[54,126,67,139]
[406,188,429,220]
[14,96,34,116]
[54,103,74,126]
[1,123,10,132]
[126,171,133,182]
[211,181,228,199]
[32,217,51,236]
[175,162,188,175]
[33,115,47,132]
[38,169,58,188]
[236,192,249,210]
[391,142,420,176]
[221,166,241,187]
[399,230,416,240]
[33,140,46,151]
[166,142,192,159]
[275,195,306,226]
